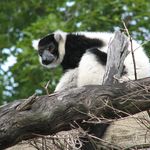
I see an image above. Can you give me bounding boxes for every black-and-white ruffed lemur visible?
[34,30,150,149]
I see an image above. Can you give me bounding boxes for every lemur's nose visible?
[42,59,52,65]
[42,55,54,64]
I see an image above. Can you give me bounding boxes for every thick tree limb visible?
[1,78,150,149]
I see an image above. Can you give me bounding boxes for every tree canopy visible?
[0,0,150,104]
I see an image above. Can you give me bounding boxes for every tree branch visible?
[1,78,150,149]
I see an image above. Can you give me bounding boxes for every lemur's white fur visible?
[38,31,150,92]
[54,30,67,65]
[77,33,150,87]
[32,39,40,50]
[78,50,106,86]
[55,68,78,91]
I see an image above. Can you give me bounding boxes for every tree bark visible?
[1,78,150,149]
[103,31,129,85]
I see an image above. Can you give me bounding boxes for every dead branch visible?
[122,20,137,80]
[103,31,129,84]
[1,78,150,149]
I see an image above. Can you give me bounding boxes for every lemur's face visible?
[38,34,60,68]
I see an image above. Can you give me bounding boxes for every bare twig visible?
[122,20,137,80]
[44,80,51,95]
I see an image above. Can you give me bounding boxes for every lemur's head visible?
[37,31,66,68]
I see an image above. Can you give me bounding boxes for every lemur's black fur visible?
[62,34,105,70]
[87,48,107,65]
[38,33,106,71]
[38,34,59,59]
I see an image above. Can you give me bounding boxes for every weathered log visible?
[1,78,150,149]
[104,111,150,149]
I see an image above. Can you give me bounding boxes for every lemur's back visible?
[56,32,150,89]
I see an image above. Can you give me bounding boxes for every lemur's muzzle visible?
[41,50,55,65]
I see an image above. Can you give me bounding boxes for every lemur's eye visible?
[48,43,55,51]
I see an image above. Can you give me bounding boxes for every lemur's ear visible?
[54,33,62,42]
[32,39,40,50]
[54,30,65,42]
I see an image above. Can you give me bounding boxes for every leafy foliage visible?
[0,0,150,104]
